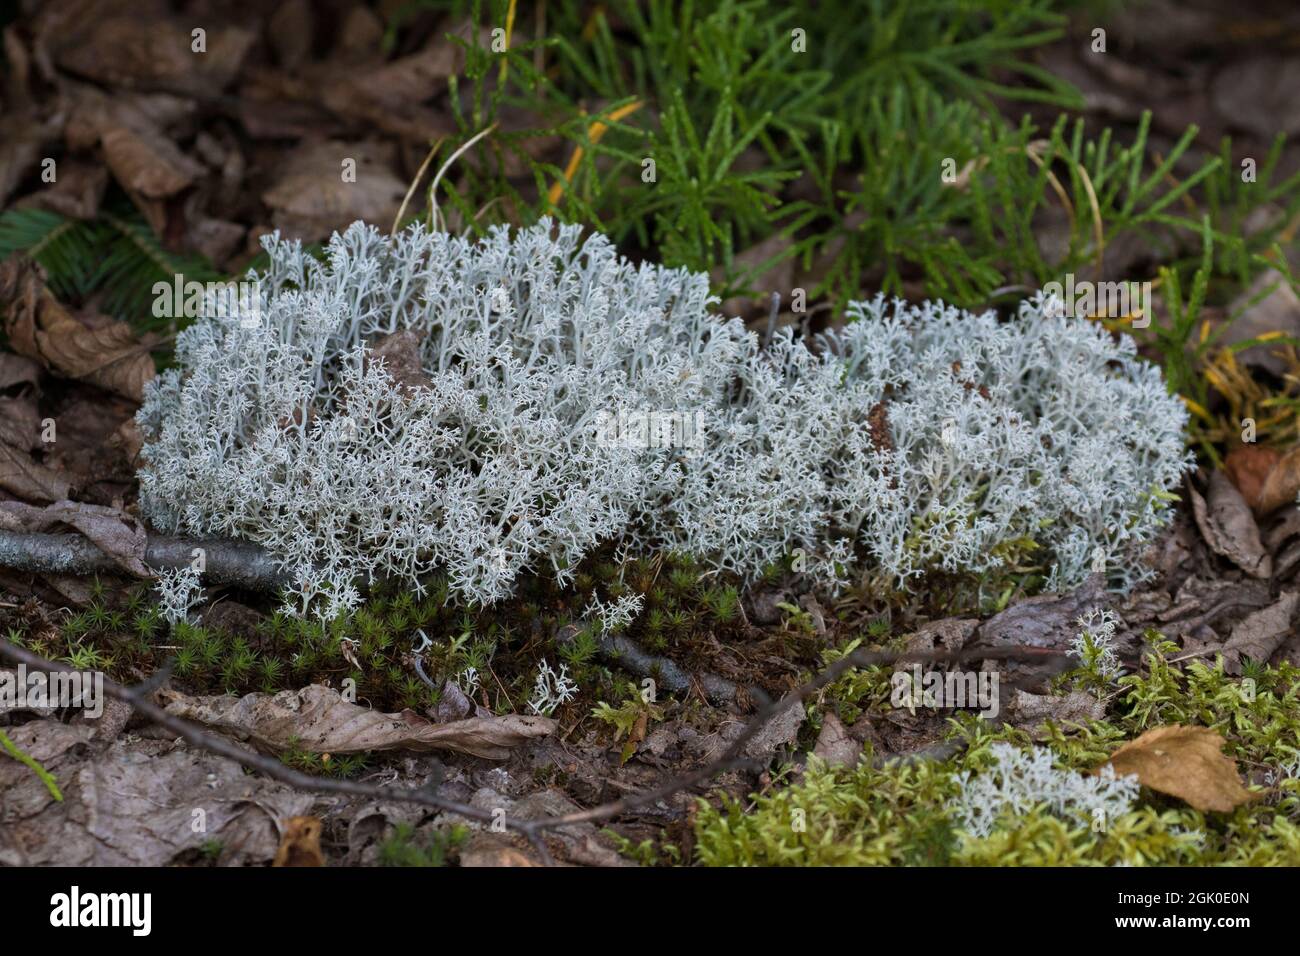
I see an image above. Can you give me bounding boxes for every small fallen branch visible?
[2,525,754,706]
[0,529,291,591]
[556,621,740,705]
[0,638,1069,865]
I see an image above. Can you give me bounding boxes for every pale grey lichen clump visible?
[136,218,1191,617]
[954,743,1140,837]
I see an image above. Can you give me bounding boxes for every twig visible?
[523,643,1065,832]
[0,530,291,591]
[0,639,553,862]
[556,621,740,704]
[0,639,1065,865]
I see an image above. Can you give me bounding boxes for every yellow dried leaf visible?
[1099,725,1255,813]
[272,816,324,867]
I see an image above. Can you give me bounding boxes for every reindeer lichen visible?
[137,219,1191,616]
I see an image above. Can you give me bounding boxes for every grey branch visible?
[0,638,1066,865]
[556,620,740,704]
[0,530,291,591]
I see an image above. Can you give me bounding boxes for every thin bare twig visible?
[0,639,1065,864]
[0,529,291,591]
[0,640,560,860]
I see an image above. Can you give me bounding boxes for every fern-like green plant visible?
[0,201,220,331]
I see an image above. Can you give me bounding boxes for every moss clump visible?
[5,548,755,717]
[694,641,1300,866]
[377,823,467,867]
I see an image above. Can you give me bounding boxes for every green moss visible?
[694,642,1300,866]
[377,823,467,867]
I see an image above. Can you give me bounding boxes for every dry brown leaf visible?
[972,574,1109,650]
[0,394,41,450]
[619,709,649,766]
[458,833,542,867]
[188,217,246,268]
[1100,725,1255,812]
[106,416,145,467]
[63,83,197,152]
[1222,592,1300,674]
[273,816,325,867]
[268,0,314,71]
[1189,471,1272,578]
[903,617,977,656]
[1007,688,1106,730]
[53,16,253,97]
[0,256,155,401]
[101,125,205,198]
[159,684,555,760]
[333,5,385,61]
[0,720,313,865]
[1213,58,1300,141]
[1255,446,1300,517]
[366,329,430,395]
[0,352,42,390]
[812,711,861,768]
[320,48,459,141]
[1224,444,1280,511]
[15,158,108,219]
[0,113,58,207]
[262,139,406,242]
[431,679,473,723]
[739,700,804,761]
[0,441,71,503]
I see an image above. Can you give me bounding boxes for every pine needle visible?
[547,99,643,208]
[0,728,63,802]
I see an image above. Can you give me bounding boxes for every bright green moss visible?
[694,643,1300,866]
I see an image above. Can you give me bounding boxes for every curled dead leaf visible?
[0,441,72,503]
[1006,688,1105,730]
[1255,446,1300,517]
[1189,472,1271,578]
[1222,592,1300,675]
[0,257,155,401]
[159,684,555,760]
[1100,724,1255,813]
[101,125,205,198]
[53,15,253,97]
[0,352,41,390]
[273,815,325,867]
[0,394,41,450]
[1224,444,1280,511]
[812,711,861,768]
[262,139,405,242]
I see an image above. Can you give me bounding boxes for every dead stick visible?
[0,639,553,863]
[525,643,1067,832]
[556,621,740,704]
[0,530,291,590]
[0,639,1068,864]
